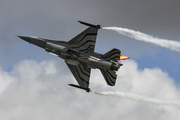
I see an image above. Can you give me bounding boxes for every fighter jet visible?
[18,21,129,92]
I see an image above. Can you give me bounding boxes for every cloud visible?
[0,67,14,93]
[0,59,180,120]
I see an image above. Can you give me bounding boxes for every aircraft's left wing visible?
[66,62,91,90]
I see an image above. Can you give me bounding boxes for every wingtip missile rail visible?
[68,84,91,92]
[78,21,101,29]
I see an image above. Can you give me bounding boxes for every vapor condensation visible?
[94,91,180,109]
[103,27,180,53]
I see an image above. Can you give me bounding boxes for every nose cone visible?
[18,36,47,49]
[18,36,31,43]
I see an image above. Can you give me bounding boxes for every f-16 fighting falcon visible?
[18,21,129,92]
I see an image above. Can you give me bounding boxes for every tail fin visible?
[103,48,121,62]
[100,69,117,86]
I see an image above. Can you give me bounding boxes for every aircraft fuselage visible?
[19,36,121,71]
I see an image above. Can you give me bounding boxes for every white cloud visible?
[0,67,14,93]
[116,60,180,99]
[0,59,180,120]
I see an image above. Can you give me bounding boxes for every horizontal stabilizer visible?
[68,84,91,92]
[78,21,101,29]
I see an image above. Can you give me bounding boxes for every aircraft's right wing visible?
[66,62,91,89]
[66,21,101,54]
[67,27,98,54]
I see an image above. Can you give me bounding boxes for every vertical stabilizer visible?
[103,48,121,62]
[100,69,117,86]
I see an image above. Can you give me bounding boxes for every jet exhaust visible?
[103,27,180,53]
[94,91,180,109]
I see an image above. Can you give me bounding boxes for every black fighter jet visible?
[18,21,128,92]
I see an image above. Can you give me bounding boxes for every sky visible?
[1,0,180,120]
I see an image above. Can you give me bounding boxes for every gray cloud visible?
[1,0,180,69]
